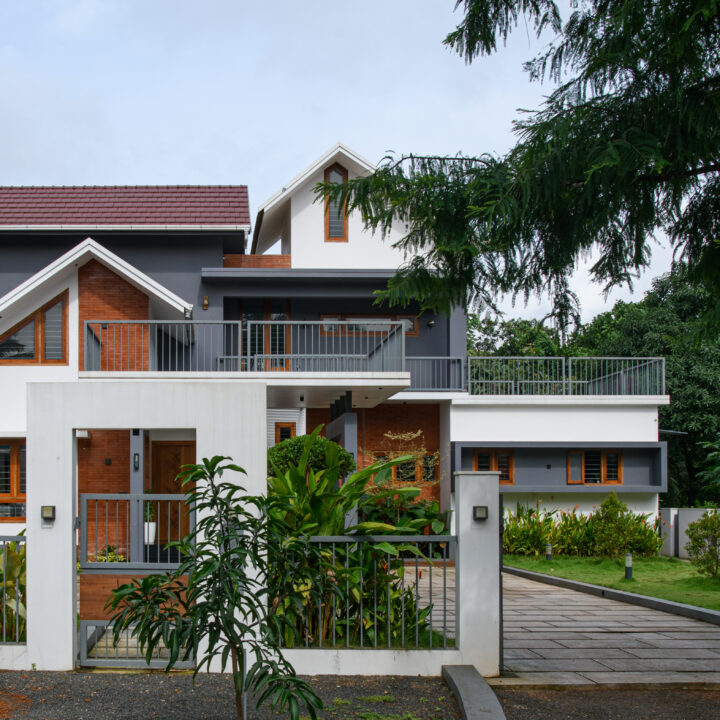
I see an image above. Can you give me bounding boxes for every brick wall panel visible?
[78,260,150,371]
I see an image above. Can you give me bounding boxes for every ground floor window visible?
[0,440,26,520]
[274,422,296,444]
[567,449,623,484]
[374,453,438,483]
[473,449,515,484]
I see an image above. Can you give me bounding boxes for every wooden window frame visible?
[0,440,26,522]
[566,449,624,485]
[373,453,438,484]
[473,449,515,485]
[275,422,296,445]
[319,313,419,337]
[0,290,68,366]
[324,163,348,243]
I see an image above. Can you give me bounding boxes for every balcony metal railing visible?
[84,320,405,374]
[467,356,665,396]
[79,494,192,571]
[405,357,466,391]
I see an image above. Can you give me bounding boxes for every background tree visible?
[320,0,720,329]
[568,270,720,506]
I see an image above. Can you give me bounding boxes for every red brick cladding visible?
[77,430,130,561]
[307,403,441,502]
[78,260,149,371]
[223,254,291,268]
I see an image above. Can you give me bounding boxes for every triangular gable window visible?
[0,290,68,364]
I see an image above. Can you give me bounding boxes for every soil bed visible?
[495,686,720,720]
[0,671,461,720]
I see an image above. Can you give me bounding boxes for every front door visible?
[151,441,196,544]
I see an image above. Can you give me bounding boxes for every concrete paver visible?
[494,573,720,686]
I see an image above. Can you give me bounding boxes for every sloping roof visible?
[0,238,193,317]
[0,186,250,229]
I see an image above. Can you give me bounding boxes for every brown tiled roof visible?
[0,186,250,227]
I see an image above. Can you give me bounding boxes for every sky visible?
[0,0,673,322]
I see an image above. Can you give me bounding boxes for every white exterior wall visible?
[24,380,267,671]
[505,492,660,520]
[0,275,79,436]
[289,173,409,269]
[450,398,663,444]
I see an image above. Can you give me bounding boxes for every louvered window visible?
[0,291,67,365]
[324,164,348,242]
[0,441,26,521]
[567,450,623,484]
[473,449,515,484]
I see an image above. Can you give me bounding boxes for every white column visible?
[455,470,501,676]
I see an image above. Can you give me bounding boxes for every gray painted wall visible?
[455,442,665,492]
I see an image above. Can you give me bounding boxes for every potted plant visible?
[144,489,156,544]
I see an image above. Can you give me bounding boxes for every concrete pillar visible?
[129,429,145,562]
[455,470,501,676]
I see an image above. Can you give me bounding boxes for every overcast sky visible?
[0,0,673,322]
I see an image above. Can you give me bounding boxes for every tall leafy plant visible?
[0,534,26,642]
[108,457,323,720]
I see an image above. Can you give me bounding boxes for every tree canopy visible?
[320,0,720,328]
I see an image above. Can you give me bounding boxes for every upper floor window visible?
[0,440,26,521]
[567,449,623,485]
[0,290,68,365]
[324,163,348,243]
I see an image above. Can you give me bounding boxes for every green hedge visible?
[267,432,356,478]
[503,492,663,558]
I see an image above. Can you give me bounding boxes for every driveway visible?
[496,573,720,685]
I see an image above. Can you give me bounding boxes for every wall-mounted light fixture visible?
[133,453,140,471]
[473,505,489,522]
[426,320,435,328]
[41,505,56,523]
[202,295,209,311]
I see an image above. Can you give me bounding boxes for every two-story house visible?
[0,143,667,670]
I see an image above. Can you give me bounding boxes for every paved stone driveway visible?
[494,573,720,685]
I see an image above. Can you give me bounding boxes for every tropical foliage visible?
[267,429,444,648]
[319,0,720,330]
[685,510,720,578]
[108,457,324,720]
[0,536,25,642]
[268,431,356,479]
[503,493,662,558]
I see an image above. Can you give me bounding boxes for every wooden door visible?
[151,441,195,544]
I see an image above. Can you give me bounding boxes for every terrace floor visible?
[496,573,720,685]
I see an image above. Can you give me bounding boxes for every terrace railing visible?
[84,320,405,374]
[0,535,25,644]
[467,356,665,396]
[281,535,457,650]
[79,494,192,571]
[405,357,466,391]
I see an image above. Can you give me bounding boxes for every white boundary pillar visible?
[455,470,501,676]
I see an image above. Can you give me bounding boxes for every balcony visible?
[82,321,665,397]
[83,319,406,374]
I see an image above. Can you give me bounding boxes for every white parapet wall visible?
[285,471,501,677]
[505,492,660,520]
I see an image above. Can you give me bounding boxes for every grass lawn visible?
[504,554,720,611]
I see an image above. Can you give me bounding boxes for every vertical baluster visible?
[415,549,419,648]
[373,551,377,648]
[429,541,433,648]
[359,541,364,648]
[2,542,6,642]
[443,540,447,648]
[387,550,391,649]
[345,542,349,648]
[332,543,336,648]
[401,550,405,649]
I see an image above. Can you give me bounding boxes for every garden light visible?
[625,552,633,580]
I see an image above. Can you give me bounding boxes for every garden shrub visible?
[503,492,662,558]
[267,430,356,478]
[685,510,720,577]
